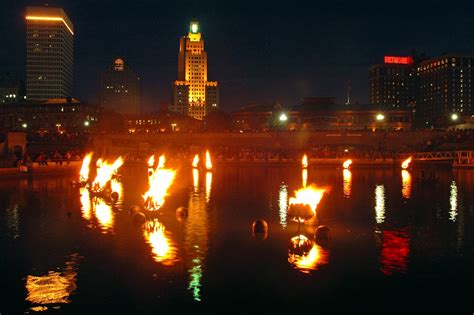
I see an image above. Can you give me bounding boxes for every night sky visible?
[1,0,473,112]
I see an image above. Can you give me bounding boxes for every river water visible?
[1,166,473,312]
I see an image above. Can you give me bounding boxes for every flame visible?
[144,219,178,265]
[111,179,123,202]
[158,154,166,169]
[343,169,352,198]
[147,155,155,168]
[302,154,308,168]
[205,150,212,170]
[401,157,412,169]
[192,154,199,168]
[143,165,176,210]
[91,157,124,192]
[343,159,352,169]
[289,185,326,216]
[302,169,308,188]
[288,235,328,273]
[401,170,411,199]
[79,153,93,182]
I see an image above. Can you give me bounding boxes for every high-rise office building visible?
[25,6,74,101]
[369,56,416,109]
[100,58,141,114]
[417,54,473,126]
[172,21,219,120]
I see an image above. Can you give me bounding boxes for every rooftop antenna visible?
[345,81,351,105]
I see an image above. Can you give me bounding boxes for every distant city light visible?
[191,23,199,33]
[84,121,90,127]
[376,114,385,121]
[451,113,459,121]
[22,123,27,128]
[279,113,288,122]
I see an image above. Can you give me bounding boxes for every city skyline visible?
[0,0,473,112]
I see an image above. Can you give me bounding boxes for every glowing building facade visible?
[25,6,74,101]
[172,21,219,120]
[100,58,141,114]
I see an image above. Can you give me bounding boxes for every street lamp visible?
[279,113,288,122]
[451,113,459,121]
[84,121,90,127]
[376,113,385,121]
[22,123,27,129]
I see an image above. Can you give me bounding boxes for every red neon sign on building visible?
[384,56,414,65]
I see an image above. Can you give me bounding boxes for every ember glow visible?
[288,185,327,220]
[192,154,199,168]
[205,150,212,170]
[79,153,93,182]
[91,157,124,192]
[343,159,352,169]
[401,157,412,169]
[302,154,308,169]
[143,157,176,210]
[144,219,178,265]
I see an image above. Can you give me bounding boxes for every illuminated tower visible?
[172,21,219,120]
[25,6,74,101]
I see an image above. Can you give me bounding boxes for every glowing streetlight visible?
[84,121,90,127]
[376,114,385,121]
[22,123,28,129]
[279,113,288,122]
[451,113,459,121]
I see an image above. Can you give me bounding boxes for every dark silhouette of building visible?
[100,58,141,115]
[0,73,25,103]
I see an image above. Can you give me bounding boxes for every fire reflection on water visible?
[288,235,328,274]
[144,219,178,266]
[380,230,409,275]
[25,254,80,311]
[205,171,212,202]
[375,185,386,224]
[449,181,458,222]
[79,188,114,233]
[185,169,210,302]
[343,169,352,198]
[279,183,288,228]
[401,170,412,199]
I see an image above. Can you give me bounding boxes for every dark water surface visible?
[1,166,473,313]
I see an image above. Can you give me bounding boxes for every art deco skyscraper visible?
[172,21,219,120]
[25,6,74,101]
